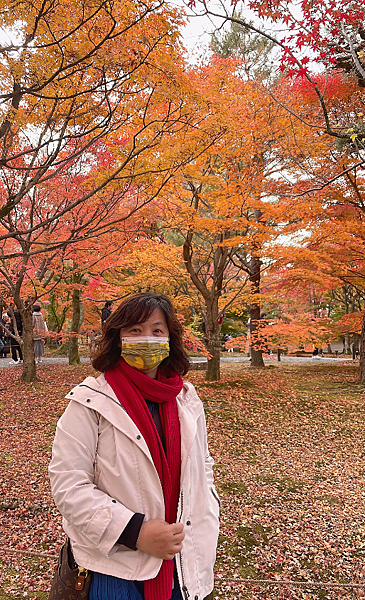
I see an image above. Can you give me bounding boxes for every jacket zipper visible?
[178,490,190,599]
[79,382,191,597]
[78,384,128,412]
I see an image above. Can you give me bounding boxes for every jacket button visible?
[194,596,198,600]
[186,520,191,526]
[86,399,90,403]
[112,499,116,503]
[69,391,73,395]
[136,435,141,440]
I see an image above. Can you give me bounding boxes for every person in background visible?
[49,292,219,600]
[101,301,113,331]
[7,307,23,365]
[221,333,228,351]
[226,334,234,353]
[0,326,4,357]
[89,329,97,355]
[0,316,11,358]
[32,304,47,364]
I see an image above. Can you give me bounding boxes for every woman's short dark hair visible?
[33,305,41,312]
[92,293,190,375]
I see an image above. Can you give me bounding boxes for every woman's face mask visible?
[121,336,170,372]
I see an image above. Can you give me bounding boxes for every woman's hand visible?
[136,519,185,560]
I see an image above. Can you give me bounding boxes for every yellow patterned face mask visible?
[121,336,170,372]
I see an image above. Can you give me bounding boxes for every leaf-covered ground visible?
[0,362,364,600]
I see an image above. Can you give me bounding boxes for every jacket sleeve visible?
[201,410,220,512]
[49,399,136,557]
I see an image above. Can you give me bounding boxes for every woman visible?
[49,293,219,600]
[0,315,11,358]
[32,304,47,364]
[7,307,23,365]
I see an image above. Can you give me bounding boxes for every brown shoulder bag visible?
[49,537,93,600]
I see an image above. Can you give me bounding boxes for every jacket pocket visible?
[83,506,112,545]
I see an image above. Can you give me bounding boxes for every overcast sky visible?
[171,0,218,58]
[170,0,264,60]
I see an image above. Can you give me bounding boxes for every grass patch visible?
[216,481,248,494]
[256,474,306,493]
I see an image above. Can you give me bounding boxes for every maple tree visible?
[0,167,168,379]
[0,0,185,380]
[155,55,312,379]
[0,0,189,219]
[250,177,365,363]
[0,1,230,381]
[272,111,365,374]
[205,6,365,371]
[173,26,362,377]
[206,54,362,375]
[188,0,365,177]
[80,236,210,356]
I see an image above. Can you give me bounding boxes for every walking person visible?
[49,292,219,600]
[32,305,47,364]
[7,308,23,365]
[101,301,113,331]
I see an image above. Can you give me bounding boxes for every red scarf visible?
[105,359,183,600]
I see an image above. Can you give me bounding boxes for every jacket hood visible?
[66,373,203,420]
[65,373,203,479]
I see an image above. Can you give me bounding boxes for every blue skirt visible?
[90,569,183,600]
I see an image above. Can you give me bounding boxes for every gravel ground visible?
[0,355,353,369]
[0,356,91,368]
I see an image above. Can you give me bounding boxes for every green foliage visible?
[47,294,70,334]
[211,16,277,80]
[220,308,249,335]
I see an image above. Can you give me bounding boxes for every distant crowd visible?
[0,300,114,366]
[0,305,47,365]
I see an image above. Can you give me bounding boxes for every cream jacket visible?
[49,374,220,600]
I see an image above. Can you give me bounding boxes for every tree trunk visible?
[20,308,37,382]
[249,304,265,367]
[205,330,221,381]
[353,333,360,360]
[68,278,82,365]
[344,333,351,355]
[10,295,37,382]
[204,300,221,381]
[248,253,264,368]
[359,312,365,383]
